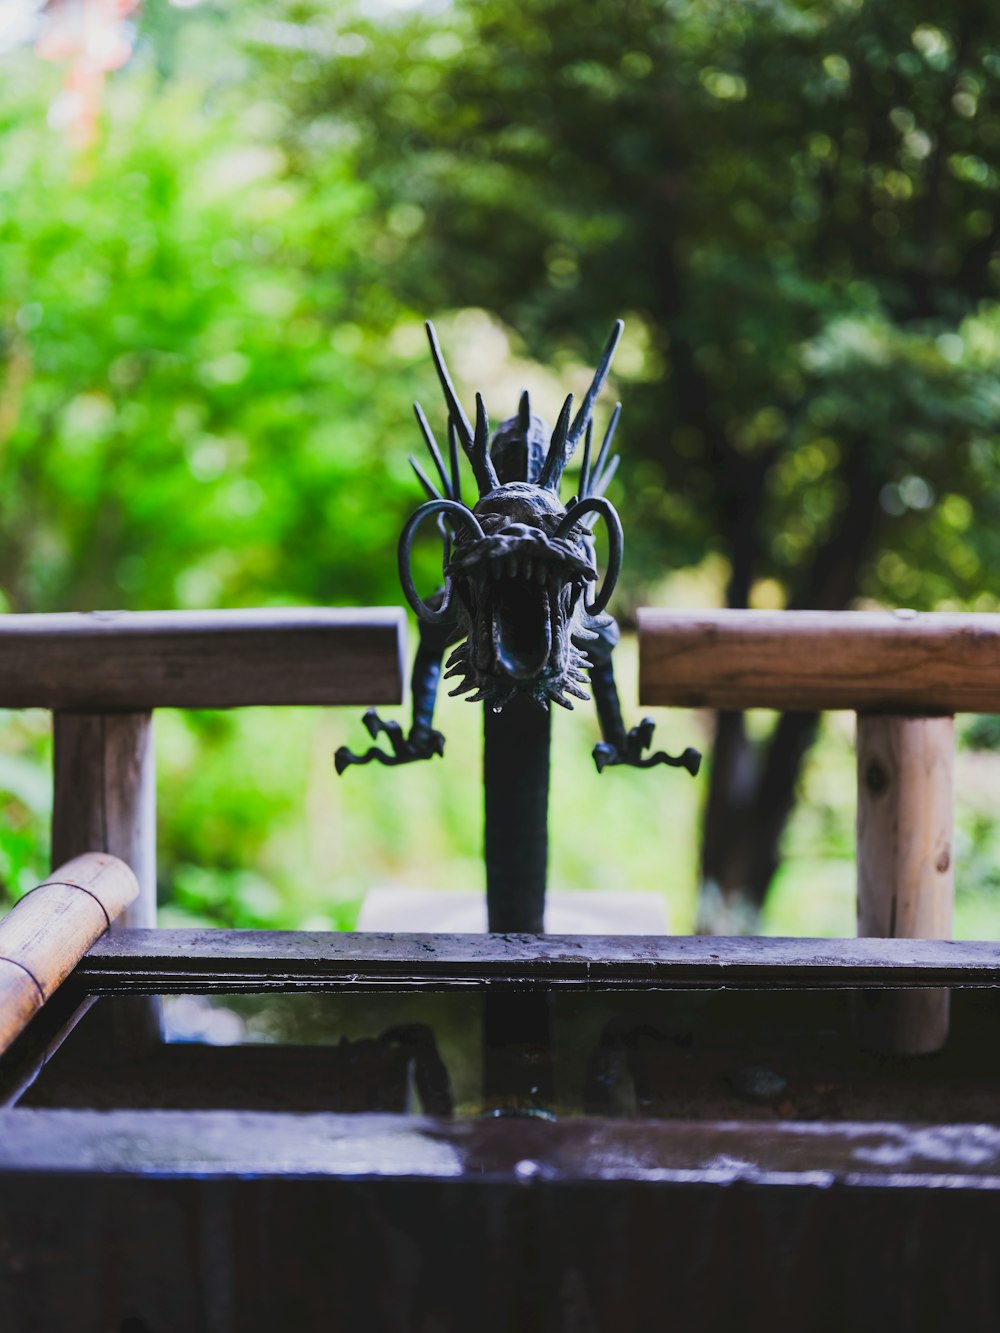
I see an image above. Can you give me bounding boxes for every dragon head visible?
[399,320,625,712]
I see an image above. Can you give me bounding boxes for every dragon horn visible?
[537,320,623,493]
[568,319,623,450]
[425,321,498,496]
[408,455,442,501]
[413,403,452,498]
[426,321,473,445]
[590,402,621,491]
[447,418,462,507]
[579,419,594,499]
[474,392,499,493]
[518,389,531,434]
[586,453,620,509]
[555,496,623,616]
[537,392,574,491]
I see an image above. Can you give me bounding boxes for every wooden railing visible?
[0,603,992,1060]
[638,607,997,1053]
[2,603,999,1324]
[4,607,404,928]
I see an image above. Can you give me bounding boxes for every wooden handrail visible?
[0,607,405,710]
[0,606,407,939]
[638,608,1000,713]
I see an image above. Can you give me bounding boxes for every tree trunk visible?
[699,710,820,932]
[698,443,884,933]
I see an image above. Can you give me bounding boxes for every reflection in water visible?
[166,995,247,1045]
[164,991,476,1114]
[22,987,1000,1123]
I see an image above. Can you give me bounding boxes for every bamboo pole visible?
[0,853,138,1056]
[856,713,955,1054]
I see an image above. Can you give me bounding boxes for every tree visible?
[0,20,443,619]
[286,0,1000,927]
[0,19,423,905]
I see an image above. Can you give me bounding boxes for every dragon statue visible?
[336,319,700,933]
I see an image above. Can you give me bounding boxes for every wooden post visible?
[856,713,955,1054]
[51,712,158,1053]
[51,712,156,930]
[0,853,137,1056]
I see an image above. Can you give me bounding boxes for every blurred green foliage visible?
[3,0,1000,932]
[0,51,422,615]
[287,0,1000,612]
[0,9,429,917]
[274,0,1000,921]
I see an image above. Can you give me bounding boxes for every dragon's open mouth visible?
[491,569,552,680]
[444,526,595,706]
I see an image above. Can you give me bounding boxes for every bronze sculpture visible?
[337,319,699,931]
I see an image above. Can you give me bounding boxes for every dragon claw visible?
[336,711,446,774]
[633,716,656,751]
[593,720,701,777]
[593,742,617,774]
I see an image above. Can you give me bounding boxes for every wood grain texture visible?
[75,927,1000,992]
[52,712,155,930]
[856,714,955,1054]
[0,854,137,1055]
[0,607,404,709]
[638,608,1000,712]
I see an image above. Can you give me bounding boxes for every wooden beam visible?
[856,714,955,1054]
[638,608,1000,712]
[74,928,1000,993]
[0,855,137,1055]
[0,607,405,709]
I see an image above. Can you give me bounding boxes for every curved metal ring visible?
[398,499,486,625]
[554,497,623,617]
